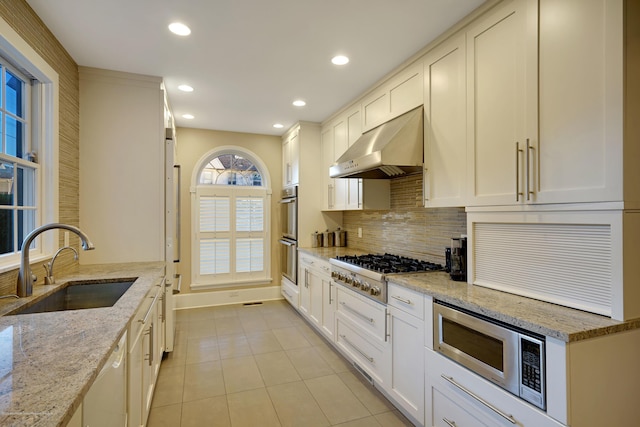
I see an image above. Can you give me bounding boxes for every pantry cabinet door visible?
[466,0,538,206]
[535,0,623,204]
[424,33,467,208]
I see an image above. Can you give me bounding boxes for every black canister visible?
[444,247,451,273]
[449,237,467,282]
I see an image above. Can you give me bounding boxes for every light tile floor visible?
[148,300,415,427]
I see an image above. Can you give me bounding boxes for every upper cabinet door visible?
[283,129,299,187]
[361,62,424,132]
[423,33,467,208]
[466,0,538,207]
[536,0,623,204]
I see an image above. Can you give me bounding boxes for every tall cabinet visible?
[79,67,167,264]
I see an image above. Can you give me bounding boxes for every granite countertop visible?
[0,262,165,427]
[298,246,640,343]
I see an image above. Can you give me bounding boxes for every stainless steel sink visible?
[10,279,136,315]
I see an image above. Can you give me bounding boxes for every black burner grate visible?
[335,253,443,274]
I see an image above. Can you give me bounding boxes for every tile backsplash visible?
[342,174,466,264]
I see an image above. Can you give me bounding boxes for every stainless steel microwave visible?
[433,301,546,410]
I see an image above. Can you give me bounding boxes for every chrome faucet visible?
[44,246,79,286]
[17,223,95,297]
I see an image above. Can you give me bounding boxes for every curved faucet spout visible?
[17,223,95,297]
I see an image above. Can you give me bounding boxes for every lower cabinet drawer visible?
[336,313,388,385]
[335,285,387,343]
[432,387,492,427]
[426,349,565,427]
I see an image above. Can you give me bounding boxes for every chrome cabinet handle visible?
[340,334,374,363]
[339,301,374,323]
[391,295,412,305]
[515,142,524,202]
[526,138,535,201]
[441,375,517,424]
[148,323,154,367]
[139,288,160,324]
[443,418,457,427]
[385,309,390,342]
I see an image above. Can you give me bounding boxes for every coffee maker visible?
[448,236,467,282]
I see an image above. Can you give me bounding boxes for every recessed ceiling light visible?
[178,84,194,92]
[273,123,284,129]
[292,100,306,107]
[182,114,194,119]
[169,22,191,36]
[331,55,349,65]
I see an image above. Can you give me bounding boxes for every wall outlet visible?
[358,227,363,238]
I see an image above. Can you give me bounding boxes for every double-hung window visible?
[0,18,58,273]
[193,151,271,288]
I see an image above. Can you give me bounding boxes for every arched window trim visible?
[190,146,272,289]
[191,146,271,192]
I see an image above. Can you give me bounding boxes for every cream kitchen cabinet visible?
[423,33,467,208]
[425,348,565,427]
[467,0,626,207]
[298,255,327,329]
[282,122,326,249]
[282,127,299,187]
[298,253,335,341]
[321,122,348,211]
[386,283,425,425]
[335,285,389,387]
[465,0,538,207]
[361,62,424,133]
[534,0,623,205]
[128,282,163,427]
[79,68,167,265]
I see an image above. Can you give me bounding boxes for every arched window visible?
[192,148,271,289]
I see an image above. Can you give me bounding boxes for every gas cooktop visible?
[334,253,443,274]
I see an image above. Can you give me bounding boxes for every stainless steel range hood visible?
[329,106,423,179]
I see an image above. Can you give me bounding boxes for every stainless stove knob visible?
[360,281,371,292]
[353,279,362,289]
[345,276,353,285]
[370,286,381,296]
[331,271,338,279]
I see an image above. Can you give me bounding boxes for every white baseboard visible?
[174,285,283,310]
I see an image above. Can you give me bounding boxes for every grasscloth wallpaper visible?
[0,1,80,296]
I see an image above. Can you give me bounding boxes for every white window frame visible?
[0,16,59,273]
[191,146,272,289]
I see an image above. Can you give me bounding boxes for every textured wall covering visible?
[342,174,466,264]
[0,1,79,295]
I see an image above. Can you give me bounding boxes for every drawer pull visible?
[340,301,374,323]
[443,418,457,427]
[283,289,292,299]
[391,295,412,305]
[441,375,517,424]
[340,334,374,363]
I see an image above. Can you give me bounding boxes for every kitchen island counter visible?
[298,246,639,343]
[0,262,165,427]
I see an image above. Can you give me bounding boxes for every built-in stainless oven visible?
[433,301,546,410]
[279,186,297,285]
[279,238,297,284]
[280,185,297,240]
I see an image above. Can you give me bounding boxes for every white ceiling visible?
[26,0,485,136]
